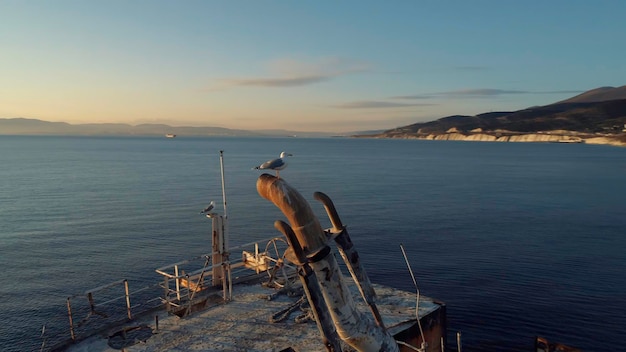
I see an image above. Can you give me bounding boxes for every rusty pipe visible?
[257,174,399,352]
[274,220,343,352]
[314,192,385,329]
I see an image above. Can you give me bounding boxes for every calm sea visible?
[1,135,624,351]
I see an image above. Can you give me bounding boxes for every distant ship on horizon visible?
[165,133,176,138]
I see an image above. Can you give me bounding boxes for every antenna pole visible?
[219,150,228,220]
[218,150,231,299]
[400,244,427,351]
[219,151,229,249]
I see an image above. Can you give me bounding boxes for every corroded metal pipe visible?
[257,174,399,352]
[314,192,385,329]
[275,220,343,352]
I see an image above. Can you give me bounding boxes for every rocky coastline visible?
[362,128,626,147]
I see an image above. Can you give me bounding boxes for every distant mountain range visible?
[358,85,626,146]
[0,118,339,138]
[3,86,626,145]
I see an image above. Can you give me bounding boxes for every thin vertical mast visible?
[219,150,228,248]
[219,150,232,300]
[219,150,228,219]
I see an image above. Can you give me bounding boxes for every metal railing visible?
[46,235,288,351]
[154,236,291,312]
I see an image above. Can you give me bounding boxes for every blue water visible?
[1,135,625,351]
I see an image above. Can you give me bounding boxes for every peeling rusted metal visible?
[257,174,399,352]
[535,336,581,352]
[274,220,343,352]
[314,191,386,330]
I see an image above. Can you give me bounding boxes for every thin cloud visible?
[437,89,529,97]
[455,66,489,71]
[536,90,584,95]
[332,101,434,109]
[391,94,434,100]
[394,88,585,100]
[209,57,370,90]
[221,75,330,87]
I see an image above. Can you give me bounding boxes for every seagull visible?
[200,201,215,214]
[254,151,293,177]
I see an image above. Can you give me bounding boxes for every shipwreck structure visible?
[57,172,446,352]
[43,151,578,352]
[256,173,445,352]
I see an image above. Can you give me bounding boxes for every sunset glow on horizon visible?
[2,1,625,133]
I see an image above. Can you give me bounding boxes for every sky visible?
[1,1,625,133]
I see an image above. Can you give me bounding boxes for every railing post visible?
[174,265,181,301]
[254,242,260,274]
[66,297,75,341]
[124,279,132,320]
[186,274,192,314]
[87,292,96,314]
[164,276,170,313]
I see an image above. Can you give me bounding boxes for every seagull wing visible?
[258,158,285,170]
[201,201,215,213]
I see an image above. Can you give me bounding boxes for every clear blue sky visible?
[1,1,625,132]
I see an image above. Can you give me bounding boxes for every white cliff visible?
[383,129,625,147]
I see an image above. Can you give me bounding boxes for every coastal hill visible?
[556,85,626,104]
[358,86,626,146]
[0,118,334,138]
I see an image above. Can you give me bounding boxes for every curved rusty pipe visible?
[314,192,385,329]
[257,174,399,352]
[257,174,327,256]
[274,220,343,352]
[313,191,344,232]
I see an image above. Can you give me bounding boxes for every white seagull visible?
[200,201,215,214]
[254,151,293,177]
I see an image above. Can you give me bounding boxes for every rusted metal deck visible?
[57,166,448,352]
[53,153,582,352]
[66,276,445,352]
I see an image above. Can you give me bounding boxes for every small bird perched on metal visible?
[200,201,215,214]
[253,151,293,178]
